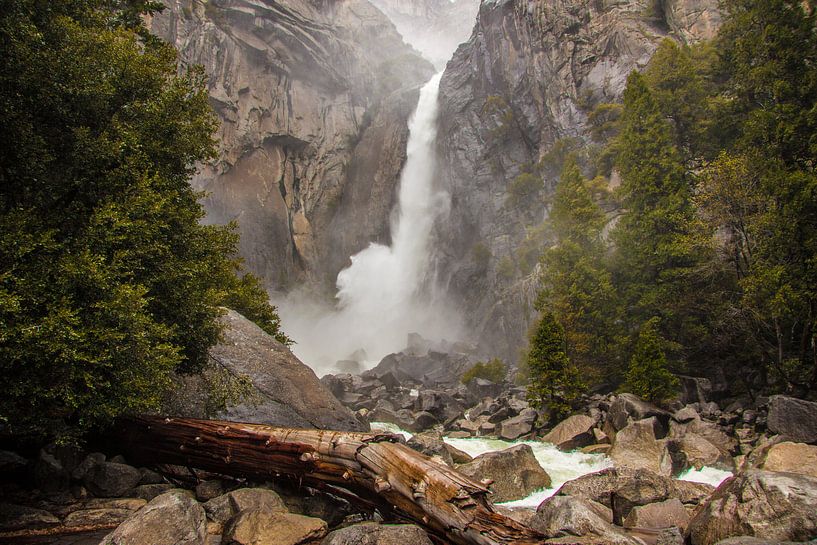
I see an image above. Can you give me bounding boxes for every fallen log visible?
[111,416,546,545]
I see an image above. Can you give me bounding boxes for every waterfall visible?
[280,72,461,372]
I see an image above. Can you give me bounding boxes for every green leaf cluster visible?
[622,318,680,403]
[0,0,288,441]
[461,358,507,385]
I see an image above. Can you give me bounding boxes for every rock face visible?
[168,309,365,431]
[766,395,817,443]
[148,0,433,290]
[434,0,720,362]
[456,444,551,502]
[102,490,207,545]
[687,470,817,545]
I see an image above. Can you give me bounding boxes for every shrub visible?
[461,359,507,385]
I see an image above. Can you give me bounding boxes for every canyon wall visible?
[434,0,720,363]
[149,0,434,291]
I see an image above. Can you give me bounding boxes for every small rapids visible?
[370,422,733,509]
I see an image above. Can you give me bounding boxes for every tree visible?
[525,312,586,421]
[0,0,288,441]
[611,71,717,370]
[537,157,618,381]
[622,318,679,403]
[461,359,507,385]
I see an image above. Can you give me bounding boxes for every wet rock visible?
[530,496,637,544]
[542,415,596,451]
[320,522,433,545]
[758,441,817,478]
[673,432,733,471]
[457,444,550,502]
[83,462,142,497]
[687,470,817,544]
[223,509,327,545]
[63,508,134,527]
[622,498,689,530]
[767,395,817,443]
[102,490,206,545]
[609,418,673,476]
[0,503,59,531]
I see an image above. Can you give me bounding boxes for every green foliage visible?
[0,0,287,440]
[461,358,507,385]
[496,256,516,281]
[472,242,492,272]
[506,172,544,209]
[622,319,679,403]
[525,313,586,421]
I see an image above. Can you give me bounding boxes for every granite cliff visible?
[434,0,720,362]
[148,0,434,291]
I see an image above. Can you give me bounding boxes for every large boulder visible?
[83,462,142,497]
[174,309,365,431]
[609,418,673,476]
[203,488,287,525]
[456,444,551,502]
[529,495,638,544]
[223,509,327,545]
[320,522,433,545]
[556,467,712,524]
[608,394,671,432]
[542,415,596,451]
[102,490,206,545]
[673,432,733,471]
[758,441,817,478]
[767,395,817,444]
[687,470,817,544]
[677,376,713,405]
[499,409,538,441]
[622,498,690,531]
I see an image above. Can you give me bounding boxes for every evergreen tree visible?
[612,71,716,369]
[538,157,618,381]
[0,0,288,440]
[526,312,586,421]
[622,318,679,403]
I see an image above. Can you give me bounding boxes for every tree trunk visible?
[110,416,547,545]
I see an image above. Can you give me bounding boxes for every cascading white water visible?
[279,72,462,371]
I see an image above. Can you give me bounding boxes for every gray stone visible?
[195,480,224,502]
[457,444,550,502]
[609,394,671,432]
[767,395,817,444]
[759,441,817,478]
[71,453,105,481]
[34,449,69,492]
[499,413,536,441]
[530,496,637,544]
[101,490,206,545]
[622,498,689,530]
[320,522,433,545]
[609,418,673,476]
[0,503,59,531]
[223,509,327,545]
[129,484,175,501]
[84,462,142,497]
[542,415,596,451]
[687,470,817,544]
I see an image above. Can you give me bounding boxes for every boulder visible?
[406,432,454,466]
[713,538,817,545]
[767,395,817,444]
[195,480,224,502]
[0,503,59,531]
[466,378,503,399]
[499,410,538,441]
[608,394,670,432]
[204,488,288,524]
[406,411,439,432]
[687,470,817,544]
[456,444,550,502]
[673,432,733,471]
[622,498,689,530]
[181,309,365,431]
[609,418,673,476]
[529,495,637,544]
[102,490,206,545]
[758,441,817,478]
[556,467,713,523]
[63,508,134,527]
[33,449,69,493]
[677,376,712,405]
[129,484,175,501]
[671,416,738,461]
[320,522,433,545]
[444,443,473,464]
[223,509,327,545]
[673,406,700,423]
[84,462,142,497]
[542,415,596,451]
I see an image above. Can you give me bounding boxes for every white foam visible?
[370,421,413,440]
[677,466,733,487]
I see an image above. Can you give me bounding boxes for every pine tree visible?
[612,71,716,369]
[526,312,586,421]
[623,318,679,403]
[538,157,618,381]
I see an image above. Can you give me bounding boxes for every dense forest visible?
[0,0,289,441]
[525,0,817,407]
